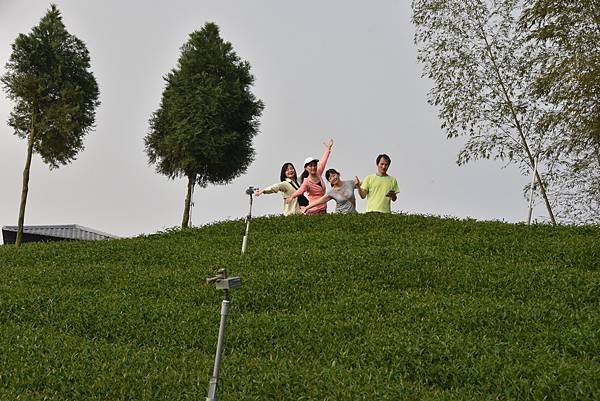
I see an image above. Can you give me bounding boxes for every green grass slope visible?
[1,214,599,400]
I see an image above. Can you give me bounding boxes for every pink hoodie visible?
[292,146,331,213]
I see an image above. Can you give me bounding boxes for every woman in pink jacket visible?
[286,139,333,215]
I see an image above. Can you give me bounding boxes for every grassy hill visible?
[1,213,599,400]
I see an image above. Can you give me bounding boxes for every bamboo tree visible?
[520,0,600,223]
[473,8,556,224]
[412,0,557,223]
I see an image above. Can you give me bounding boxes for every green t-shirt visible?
[361,174,400,213]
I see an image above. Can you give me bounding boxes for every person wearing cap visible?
[286,139,334,215]
[254,162,308,216]
[303,169,360,214]
[358,154,399,213]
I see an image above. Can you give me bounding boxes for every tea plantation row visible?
[1,213,598,400]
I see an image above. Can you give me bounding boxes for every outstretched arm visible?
[317,139,334,176]
[304,195,332,213]
[256,182,285,196]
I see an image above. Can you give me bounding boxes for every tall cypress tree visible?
[145,22,264,228]
[1,4,100,247]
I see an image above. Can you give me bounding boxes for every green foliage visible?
[412,0,599,224]
[412,0,542,167]
[520,0,600,223]
[145,22,264,184]
[411,0,562,224]
[1,4,100,168]
[521,0,599,152]
[1,214,599,400]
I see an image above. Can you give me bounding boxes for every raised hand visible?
[323,138,334,149]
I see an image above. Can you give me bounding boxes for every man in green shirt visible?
[358,154,400,213]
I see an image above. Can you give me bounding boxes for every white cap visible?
[303,157,318,166]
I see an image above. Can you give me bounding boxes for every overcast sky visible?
[0,0,540,240]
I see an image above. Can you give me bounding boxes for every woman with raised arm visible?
[286,139,334,215]
[254,162,308,216]
[303,169,360,214]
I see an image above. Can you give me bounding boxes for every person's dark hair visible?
[280,162,298,183]
[325,168,340,181]
[376,154,391,164]
[300,160,317,181]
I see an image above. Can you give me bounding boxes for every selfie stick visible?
[205,268,242,401]
[241,187,255,254]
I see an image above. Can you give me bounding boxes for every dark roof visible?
[2,225,118,241]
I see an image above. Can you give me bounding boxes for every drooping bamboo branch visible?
[475,9,557,224]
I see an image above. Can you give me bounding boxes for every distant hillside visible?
[1,214,599,400]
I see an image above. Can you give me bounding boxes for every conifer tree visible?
[145,22,264,228]
[1,4,100,246]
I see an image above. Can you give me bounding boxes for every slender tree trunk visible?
[181,175,194,229]
[476,16,557,225]
[534,170,556,224]
[16,127,36,247]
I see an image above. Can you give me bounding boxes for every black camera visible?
[245,186,256,195]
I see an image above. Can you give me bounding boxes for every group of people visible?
[255,139,400,215]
